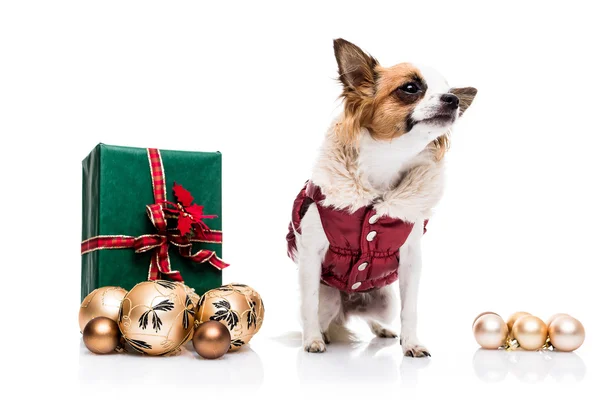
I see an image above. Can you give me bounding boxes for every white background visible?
[1,1,599,399]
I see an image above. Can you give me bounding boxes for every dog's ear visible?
[333,38,378,95]
[333,39,378,146]
[449,87,478,116]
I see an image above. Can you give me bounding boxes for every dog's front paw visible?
[304,337,327,353]
[402,341,431,358]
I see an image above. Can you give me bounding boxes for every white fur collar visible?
[311,120,445,222]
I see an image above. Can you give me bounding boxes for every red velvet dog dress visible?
[287,181,426,293]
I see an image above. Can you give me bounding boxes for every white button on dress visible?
[358,262,368,271]
[368,215,379,224]
[351,282,361,290]
[366,231,377,241]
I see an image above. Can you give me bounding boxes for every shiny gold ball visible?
[546,313,571,328]
[79,286,127,332]
[472,311,500,328]
[192,321,231,359]
[506,311,531,334]
[197,283,265,351]
[83,317,120,354]
[473,313,508,349]
[548,315,585,352]
[118,280,196,356]
[512,315,548,350]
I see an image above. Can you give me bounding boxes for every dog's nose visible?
[440,93,459,109]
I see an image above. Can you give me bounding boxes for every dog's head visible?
[333,38,477,158]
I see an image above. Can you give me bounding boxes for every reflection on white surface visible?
[275,331,431,386]
[399,355,431,387]
[79,331,437,391]
[78,334,589,391]
[78,339,264,387]
[296,338,398,384]
[472,349,586,383]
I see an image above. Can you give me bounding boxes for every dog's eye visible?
[398,82,420,94]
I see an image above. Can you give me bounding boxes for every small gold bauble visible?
[83,317,120,354]
[118,280,196,356]
[79,286,127,332]
[512,315,548,350]
[472,311,500,328]
[506,311,531,334]
[546,313,571,328]
[197,283,265,351]
[548,315,585,352]
[473,313,508,349]
[193,321,231,359]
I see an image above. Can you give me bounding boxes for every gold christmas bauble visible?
[118,280,196,356]
[245,285,265,335]
[506,311,530,334]
[472,311,500,328]
[79,286,127,332]
[193,321,231,359]
[548,315,585,352]
[197,283,265,351]
[83,317,121,354]
[473,313,508,349]
[512,315,548,350]
[182,284,201,311]
[546,313,570,328]
[181,284,202,343]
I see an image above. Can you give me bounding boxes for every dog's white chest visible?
[358,135,414,191]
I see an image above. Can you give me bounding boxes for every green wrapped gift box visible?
[81,144,225,301]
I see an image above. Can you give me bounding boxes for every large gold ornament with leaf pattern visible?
[118,280,195,356]
[79,286,127,332]
[182,284,201,343]
[197,283,264,351]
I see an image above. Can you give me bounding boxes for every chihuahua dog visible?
[286,39,476,357]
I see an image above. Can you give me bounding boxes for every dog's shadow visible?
[273,331,430,385]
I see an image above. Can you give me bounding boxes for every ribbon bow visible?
[81,148,228,282]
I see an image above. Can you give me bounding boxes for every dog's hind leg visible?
[369,321,398,339]
[365,285,399,339]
